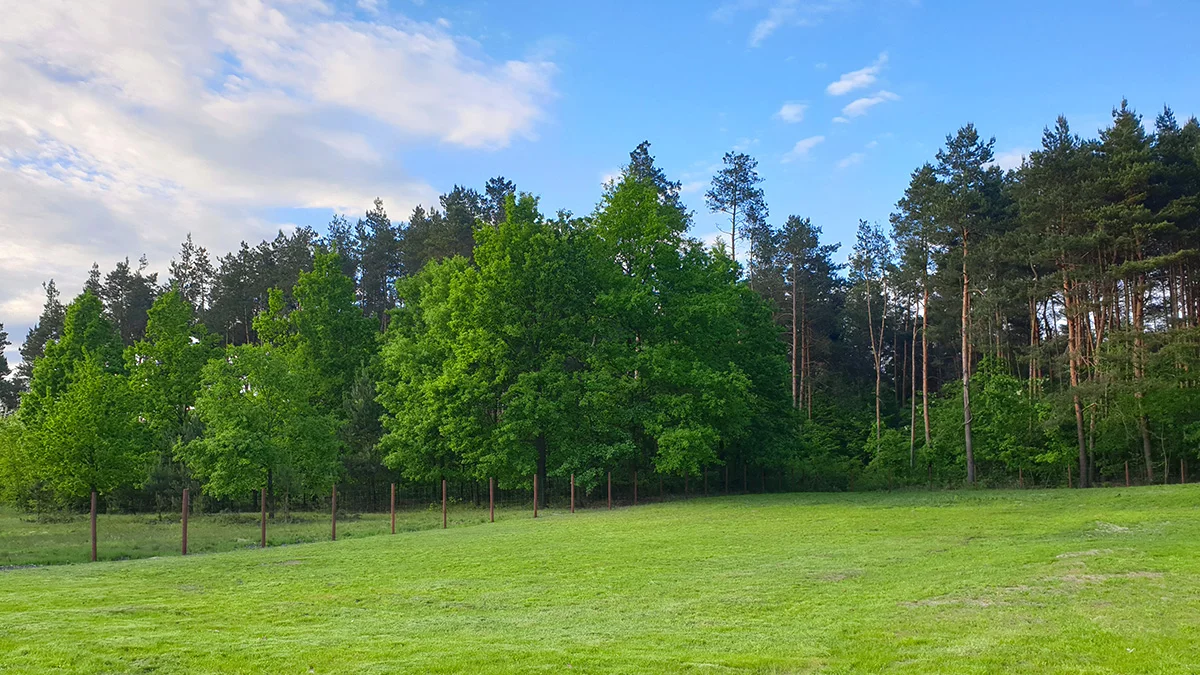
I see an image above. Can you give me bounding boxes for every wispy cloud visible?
[782,135,825,163]
[839,91,900,119]
[775,102,808,123]
[746,0,849,47]
[826,53,888,96]
[836,152,866,169]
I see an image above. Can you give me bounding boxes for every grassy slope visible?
[1,487,1198,674]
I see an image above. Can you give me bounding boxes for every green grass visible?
[0,503,520,567]
[2,487,1199,674]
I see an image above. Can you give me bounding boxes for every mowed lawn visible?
[2,488,1199,674]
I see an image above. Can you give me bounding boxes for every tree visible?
[182,344,340,507]
[891,164,942,446]
[19,292,125,426]
[779,216,840,415]
[934,124,1003,485]
[0,323,20,413]
[127,289,217,464]
[850,220,894,440]
[28,353,149,560]
[706,152,767,263]
[17,280,67,382]
[483,176,517,226]
[168,234,216,313]
[1014,116,1096,486]
[100,256,159,345]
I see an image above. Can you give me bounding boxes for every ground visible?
[1,487,1198,673]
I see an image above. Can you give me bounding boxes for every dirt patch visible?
[1057,571,1163,584]
[1056,549,1112,559]
[819,569,862,582]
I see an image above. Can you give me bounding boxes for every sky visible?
[2,0,1200,369]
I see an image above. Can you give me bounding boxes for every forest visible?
[1,99,1198,514]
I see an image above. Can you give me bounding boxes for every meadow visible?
[1,487,1199,673]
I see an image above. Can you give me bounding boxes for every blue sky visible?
[2,0,1199,364]
[358,0,1200,251]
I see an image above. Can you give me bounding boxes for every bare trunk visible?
[1064,271,1088,488]
[922,281,930,446]
[962,235,976,484]
[792,260,799,409]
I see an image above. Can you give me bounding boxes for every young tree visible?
[19,292,125,426]
[706,152,767,263]
[127,289,217,461]
[28,354,149,560]
[181,344,340,508]
[850,220,894,440]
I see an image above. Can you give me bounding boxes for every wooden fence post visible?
[260,487,267,548]
[90,490,97,563]
[181,488,189,556]
[489,478,495,523]
[1125,461,1130,487]
[607,471,612,510]
[442,479,447,529]
[533,475,539,518]
[390,483,396,534]
[570,474,575,513]
[331,484,337,541]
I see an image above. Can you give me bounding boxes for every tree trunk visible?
[1064,271,1088,488]
[962,235,976,484]
[90,489,98,563]
[535,433,548,508]
[792,259,799,409]
[922,281,931,446]
[910,308,918,468]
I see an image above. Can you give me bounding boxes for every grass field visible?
[2,487,1199,674]
[0,503,519,567]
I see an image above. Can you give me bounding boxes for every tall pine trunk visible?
[962,234,976,484]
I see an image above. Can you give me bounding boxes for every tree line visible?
[1,101,1198,516]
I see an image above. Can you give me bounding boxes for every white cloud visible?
[775,102,807,123]
[840,91,900,119]
[836,152,865,169]
[680,181,705,194]
[782,135,825,163]
[991,148,1029,171]
[0,0,555,353]
[832,116,849,124]
[865,140,879,149]
[826,53,888,96]
[357,0,383,14]
[747,0,849,47]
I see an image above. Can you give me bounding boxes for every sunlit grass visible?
[2,486,1199,673]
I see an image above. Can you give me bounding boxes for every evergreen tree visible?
[706,151,767,263]
[18,280,66,382]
